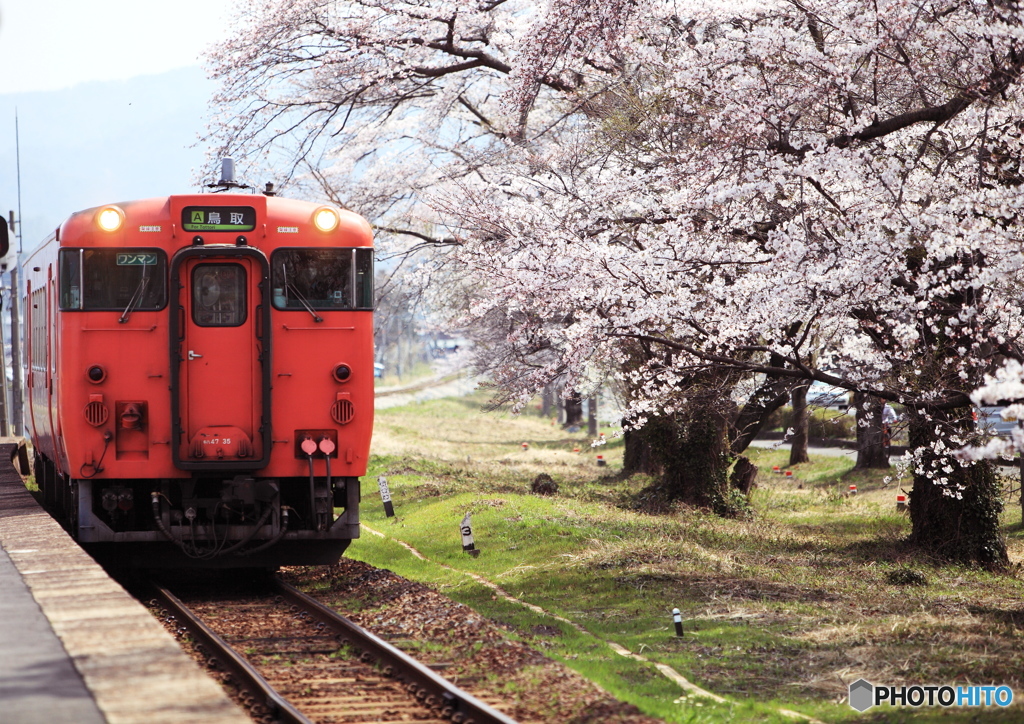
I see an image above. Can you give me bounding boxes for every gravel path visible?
[375,374,480,410]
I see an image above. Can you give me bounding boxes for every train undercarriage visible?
[34,452,360,568]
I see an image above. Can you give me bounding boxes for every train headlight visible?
[96,206,125,232]
[312,206,340,232]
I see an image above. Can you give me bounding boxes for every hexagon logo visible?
[849,679,874,712]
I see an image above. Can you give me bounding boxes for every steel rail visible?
[271,577,520,724]
[148,582,313,724]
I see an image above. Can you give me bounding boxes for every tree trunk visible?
[623,407,737,514]
[657,409,734,514]
[730,455,757,494]
[906,411,1008,567]
[587,395,598,436]
[622,417,662,475]
[564,390,584,428]
[541,385,553,417]
[854,392,890,469]
[789,383,810,466]
[729,366,793,453]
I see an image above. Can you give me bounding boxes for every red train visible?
[23,178,374,567]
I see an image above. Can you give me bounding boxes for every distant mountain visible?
[0,67,219,257]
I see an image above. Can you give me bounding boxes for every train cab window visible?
[192,263,247,327]
[271,248,372,312]
[58,248,167,311]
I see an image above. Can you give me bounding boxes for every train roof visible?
[51,193,373,249]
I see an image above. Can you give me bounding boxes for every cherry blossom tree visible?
[202,0,582,234]
[430,0,1024,564]
[204,0,789,516]
[204,0,630,414]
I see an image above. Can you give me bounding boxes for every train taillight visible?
[333,364,352,382]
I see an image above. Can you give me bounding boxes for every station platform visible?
[0,439,249,724]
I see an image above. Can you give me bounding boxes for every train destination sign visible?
[182,206,257,232]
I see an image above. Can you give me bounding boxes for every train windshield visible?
[270,248,374,312]
[58,248,168,311]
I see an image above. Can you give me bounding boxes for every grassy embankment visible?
[327,392,1024,723]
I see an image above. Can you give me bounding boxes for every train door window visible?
[192,263,247,327]
[58,248,167,311]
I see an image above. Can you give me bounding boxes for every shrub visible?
[885,567,928,586]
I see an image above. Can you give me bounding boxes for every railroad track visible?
[145,575,519,724]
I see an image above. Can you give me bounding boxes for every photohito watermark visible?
[849,679,1013,712]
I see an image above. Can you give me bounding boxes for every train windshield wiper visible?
[118,273,150,324]
[281,265,323,323]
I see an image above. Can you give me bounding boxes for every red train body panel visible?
[24,192,374,567]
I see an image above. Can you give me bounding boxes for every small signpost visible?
[377,475,395,518]
[461,512,479,556]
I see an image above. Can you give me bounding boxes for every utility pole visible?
[11,111,24,437]
[0,298,8,437]
[9,250,21,437]
[0,216,8,436]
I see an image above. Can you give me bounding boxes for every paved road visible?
[374,374,479,410]
[748,439,859,460]
[750,439,1021,477]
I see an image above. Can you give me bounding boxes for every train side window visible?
[192,263,247,327]
[58,249,82,309]
[355,248,374,310]
[58,248,167,311]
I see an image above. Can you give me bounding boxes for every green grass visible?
[334,392,1024,723]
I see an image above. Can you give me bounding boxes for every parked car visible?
[807,383,850,411]
[977,406,1019,439]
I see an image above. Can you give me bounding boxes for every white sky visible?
[0,0,234,94]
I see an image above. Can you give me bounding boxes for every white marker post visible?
[377,475,395,518]
[673,608,683,636]
[461,512,479,557]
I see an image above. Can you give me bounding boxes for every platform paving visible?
[0,439,249,724]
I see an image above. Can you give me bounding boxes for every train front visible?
[44,193,374,567]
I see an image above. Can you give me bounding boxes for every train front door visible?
[170,247,271,470]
